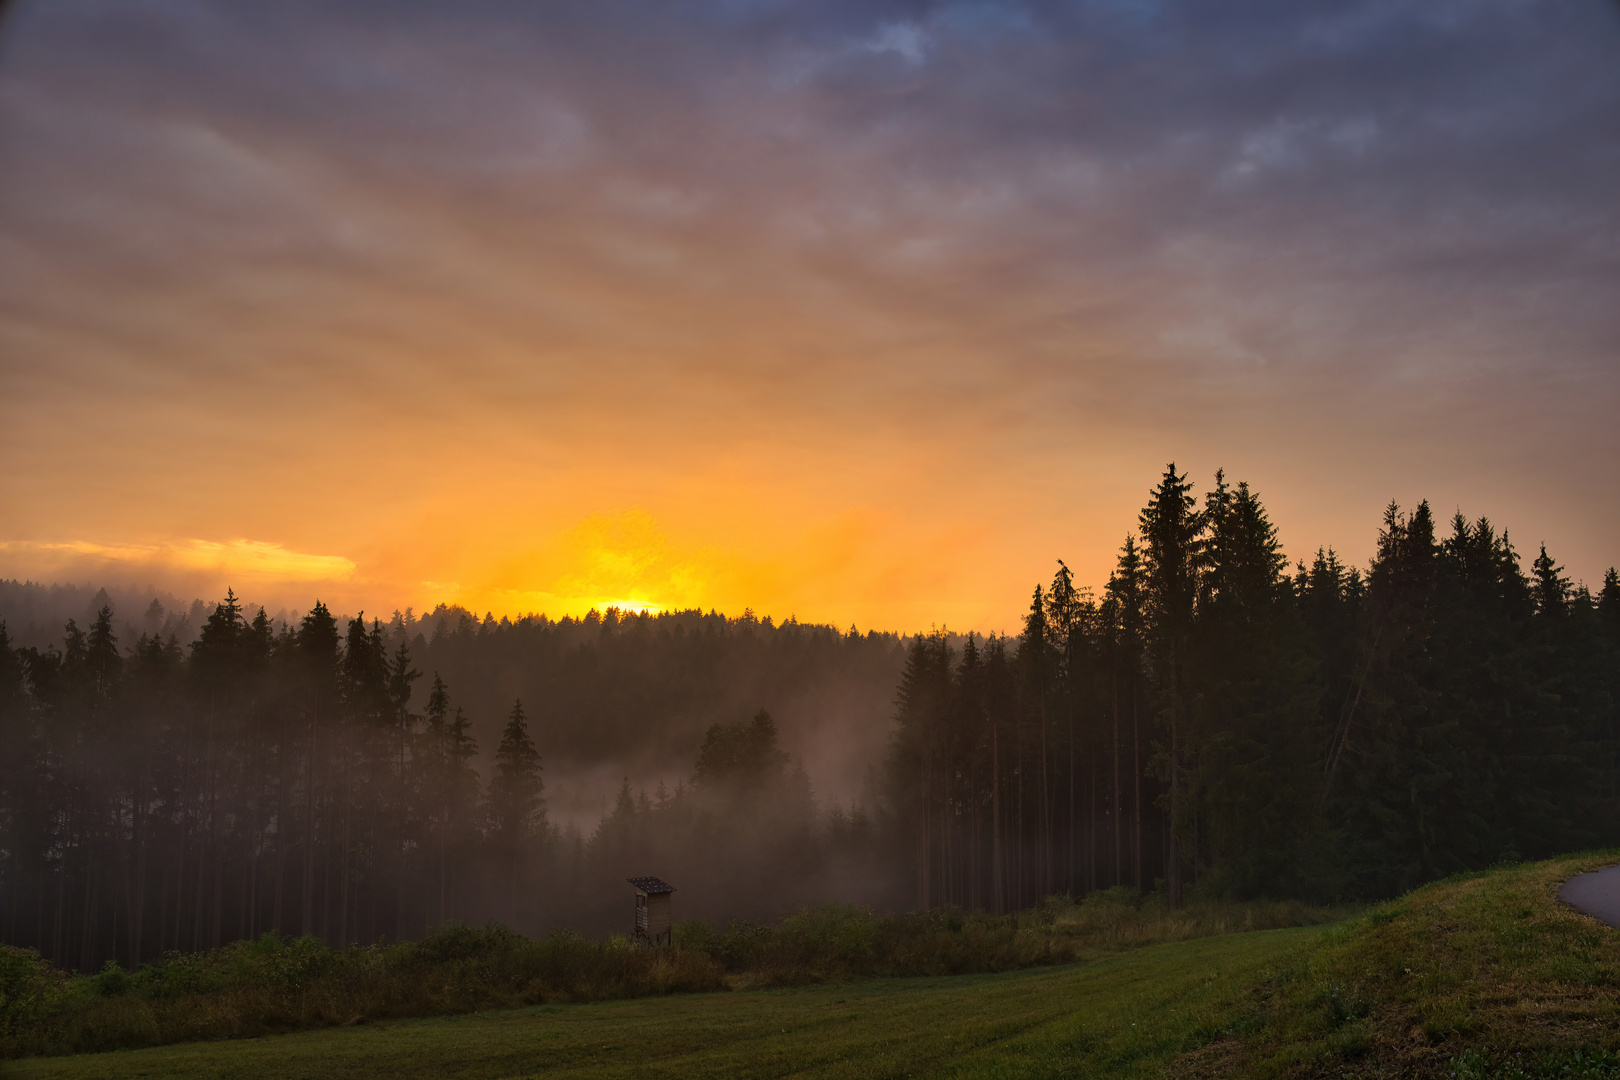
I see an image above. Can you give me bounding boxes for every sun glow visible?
[414,512,704,619]
[0,539,356,584]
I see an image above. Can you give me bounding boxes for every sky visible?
[1,0,1617,634]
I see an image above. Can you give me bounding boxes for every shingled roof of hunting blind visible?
[628,876,676,894]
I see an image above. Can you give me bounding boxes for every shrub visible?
[0,945,69,1057]
[3,894,1347,1059]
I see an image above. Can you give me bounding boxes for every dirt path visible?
[1558,864,1620,928]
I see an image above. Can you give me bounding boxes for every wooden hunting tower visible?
[628,876,675,945]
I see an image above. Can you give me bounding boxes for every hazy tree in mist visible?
[422,674,479,926]
[490,699,544,926]
[296,602,340,937]
[3,476,1617,972]
[889,633,952,910]
[0,601,908,970]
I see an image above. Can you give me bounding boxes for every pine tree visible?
[891,631,952,908]
[1016,587,1054,899]
[86,604,121,699]
[1045,563,1085,893]
[1191,479,1316,896]
[1138,463,1204,905]
[1106,535,1147,890]
[385,640,421,939]
[1532,544,1570,618]
[0,621,30,951]
[1341,501,1455,894]
[1601,568,1620,631]
[296,602,340,937]
[491,699,544,927]
[984,633,1015,912]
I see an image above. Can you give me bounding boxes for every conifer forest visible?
[2,465,1617,975]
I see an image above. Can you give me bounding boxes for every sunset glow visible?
[2,3,1616,632]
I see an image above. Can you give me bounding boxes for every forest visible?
[892,465,1620,914]
[1,464,1616,975]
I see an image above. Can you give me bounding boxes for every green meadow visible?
[9,853,1620,1080]
[6,927,1313,1080]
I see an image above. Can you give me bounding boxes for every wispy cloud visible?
[0,539,355,584]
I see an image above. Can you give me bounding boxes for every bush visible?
[0,946,68,1057]
[2,894,1347,1060]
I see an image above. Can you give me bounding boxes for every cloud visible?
[0,539,356,585]
[1,0,1617,626]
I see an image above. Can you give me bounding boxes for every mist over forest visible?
[1,464,1617,978]
[0,581,910,824]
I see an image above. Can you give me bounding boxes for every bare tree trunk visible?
[79,844,96,972]
[1068,704,1075,896]
[174,758,189,951]
[991,722,1003,914]
[969,754,980,911]
[302,700,317,937]
[130,783,146,968]
[1113,679,1122,889]
[53,857,65,964]
[273,770,286,936]
[194,703,214,950]
[1133,683,1143,891]
[339,789,350,947]
[917,757,930,911]
[1167,658,1182,908]
[439,794,448,928]
[1088,757,1097,895]
[396,715,408,942]
[1015,713,1025,911]
[209,775,222,948]
[1040,700,1050,898]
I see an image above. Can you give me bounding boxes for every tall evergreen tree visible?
[1190,480,1317,896]
[1106,535,1148,889]
[1138,463,1203,905]
[889,631,952,909]
[490,699,544,926]
[1532,544,1570,618]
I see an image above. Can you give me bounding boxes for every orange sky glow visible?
[2,3,1617,635]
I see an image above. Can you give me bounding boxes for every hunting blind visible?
[628,876,675,945]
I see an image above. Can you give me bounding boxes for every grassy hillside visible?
[1209,850,1620,1078]
[7,853,1620,1079]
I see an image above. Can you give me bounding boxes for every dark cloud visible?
[1,0,1617,612]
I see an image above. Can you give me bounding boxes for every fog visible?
[0,580,918,970]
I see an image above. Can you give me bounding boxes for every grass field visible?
[8,852,1620,1079]
[3,926,1321,1080]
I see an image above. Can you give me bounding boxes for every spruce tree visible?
[890,631,952,908]
[1532,544,1570,618]
[1138,463,1204,905]
[1191,479,1315,896]
[1106,535,1147,889]
[491,699,544,927]
[1601,568,1620,629]
[1016,586,1054,898]
[296,602,339,936]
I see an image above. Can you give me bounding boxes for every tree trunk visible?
[991,723,1003,914]
[302,700,317,937]
[1133,682,1143,891]
[1113,678,1122,889]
